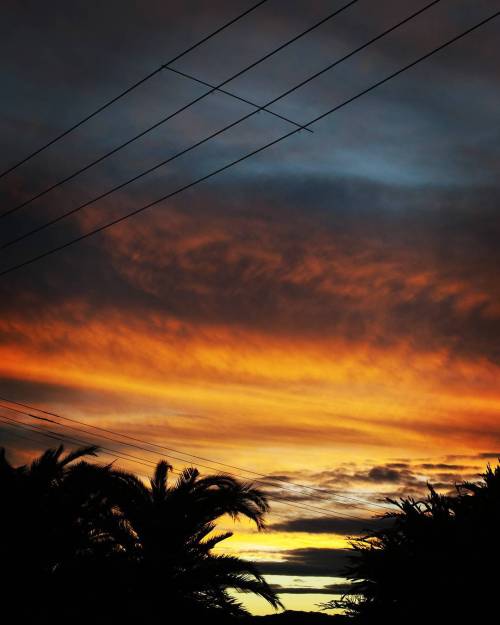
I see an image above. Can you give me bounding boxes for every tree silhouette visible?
[0,445,124,622]
[325,464,500,623]
[108,459,282,619]
[0,446,280,623]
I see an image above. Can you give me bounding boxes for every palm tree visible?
[0,445,126,624]
[1,445,280,621]
[109,460,282,618]
[326,464,500,623]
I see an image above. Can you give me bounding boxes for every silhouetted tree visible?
[0,446,280,623]
[324,464,500,623]
[0,445,125,623]
[107,460,281,619]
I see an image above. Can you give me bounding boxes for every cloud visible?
[271,582,355,595]
[270,516,390,535]
[4,177,500,372]
[417,463,469,471]
[256,548,350,577]
[307,464,425,490]
[266,457,485,508]
[3,178,500,457]
[364,466,404,483]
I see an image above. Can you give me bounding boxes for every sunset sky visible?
[1,0,499,614]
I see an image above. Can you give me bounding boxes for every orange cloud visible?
[2,196,499,536]
[1,298,499,474]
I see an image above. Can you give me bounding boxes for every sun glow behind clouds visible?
[1,310,499,462]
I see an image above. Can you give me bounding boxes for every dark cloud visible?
[2,175,500,369]
[418,463,469,471]
[0,0,499,373]
[256,548,349,577]
[271,515,390,535]
[268,458,484,507]
[272,582,355,595]
[365,466,402,483]
[310,463,424,490]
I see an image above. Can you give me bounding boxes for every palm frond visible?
[60,445,99,466]
[197,554,283,609]
[150,459,173,502]
[200,531,233,551]
[173,466,200,492]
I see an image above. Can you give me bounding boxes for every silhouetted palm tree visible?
[0,445,124,623]
[109,460,281,618]
[0,446,280,622]
[326,464,500,623]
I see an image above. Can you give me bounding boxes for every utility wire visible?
[0,419,129,464]
[0,413,375,521]
[0,0,358,221]
[164,66,313,132]
[0,0,270,181]
[0,422,303,524]
[0,395,391,512]
[0,417,292,523]
[0,401,383,517]
[0,416,203,483]
[0,422,298,529]
[0,420,360,526]
[2,7,497,279]
[0,413,156,469]
[1,0,440,251]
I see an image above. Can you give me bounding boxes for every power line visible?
[0,413,375,521]
[163,65,313,132]
[0,413,157,469]
[2,7,497,279]
[1,0,441,252]
[0,0,358,221]
[0,421,366,527]
[0,420,300,524]
[0,395,391,512]
[0,416,204,484]
[0,419,348,525]
[0,0,270,181]
[0,400,383,517]
[0,415,131,464]
[0,418,340,525]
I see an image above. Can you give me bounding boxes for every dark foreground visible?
[3,446,500,624]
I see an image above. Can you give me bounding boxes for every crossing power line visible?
[1,0,441,252]
[160,65,314,132]
[0,0,358,221]
[0,0,271,181]
[1,8,497,279]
